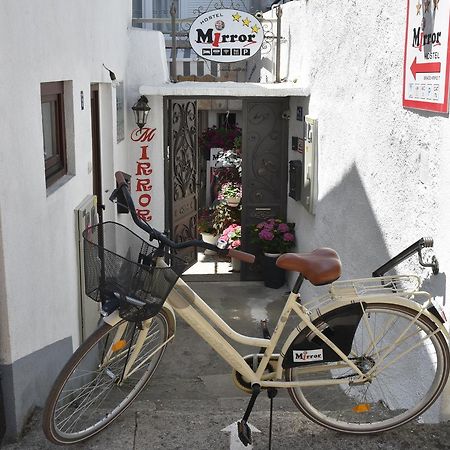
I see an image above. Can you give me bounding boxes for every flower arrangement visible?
[198,208,217,235]
[199,126,242,156]
[218,182,242,200]
[218,224,241,250]
[252,218,295,254]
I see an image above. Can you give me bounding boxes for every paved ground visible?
[3,281,450,449]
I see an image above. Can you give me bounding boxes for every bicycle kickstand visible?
[238,384,261,446]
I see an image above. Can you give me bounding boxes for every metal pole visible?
[170,2,177,82]
[275,6,282,83]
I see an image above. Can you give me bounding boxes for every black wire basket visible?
[83,222,186,322]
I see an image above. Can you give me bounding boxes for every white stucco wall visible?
[257,2,449,295]
[0,1,168,368]
[255,2,450,421]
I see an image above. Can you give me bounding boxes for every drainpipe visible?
[170,2,177,82]
[275,5,282,83]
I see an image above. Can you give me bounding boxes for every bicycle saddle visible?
[276,248,342,286]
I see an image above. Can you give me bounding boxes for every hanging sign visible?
[403,0,450,112]
[189,9,264,63]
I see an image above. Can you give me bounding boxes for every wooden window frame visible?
[41,81,67,187]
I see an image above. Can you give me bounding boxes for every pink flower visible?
[231,239,241,249]
[278,223,289,233]
[259,230,274,241]
[283,233,295,242]
[256,222,265,229]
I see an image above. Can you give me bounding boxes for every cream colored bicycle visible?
[42,171,449,446]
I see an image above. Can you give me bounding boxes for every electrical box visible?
[289,160,303,201]
[301,116,318,214]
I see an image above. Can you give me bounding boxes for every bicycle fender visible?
[161,304,176,339]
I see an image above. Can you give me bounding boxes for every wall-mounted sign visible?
[403,0,450,112]
[189,9,264,63]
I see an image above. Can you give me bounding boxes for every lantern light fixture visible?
[132,95,151,131]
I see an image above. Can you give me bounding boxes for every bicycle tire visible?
[43,312,170,445]
[286,303,450,434]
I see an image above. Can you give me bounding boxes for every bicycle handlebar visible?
[372,237,439,277]
[112,171,255,264]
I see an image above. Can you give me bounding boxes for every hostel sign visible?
[189,9,264,63]
[403,0,450,112]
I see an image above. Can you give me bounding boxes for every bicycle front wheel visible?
[286,303,450,434]
[43,312,170,445]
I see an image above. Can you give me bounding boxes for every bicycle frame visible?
[104,269,448,390]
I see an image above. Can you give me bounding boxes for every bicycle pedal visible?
[237,420,252,446]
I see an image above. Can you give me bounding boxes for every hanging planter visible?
[226,197,241,208]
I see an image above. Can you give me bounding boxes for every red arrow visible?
[410,56,441,80]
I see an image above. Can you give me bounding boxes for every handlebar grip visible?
[228,249,255,264]
[422,237,434,248]
[115,171,128,188]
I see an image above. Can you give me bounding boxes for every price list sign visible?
[403,0,450,112]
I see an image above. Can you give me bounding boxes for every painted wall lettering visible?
[131,128,156,222]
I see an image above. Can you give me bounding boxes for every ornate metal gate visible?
[241,98,289,281]
[167,99,198,264]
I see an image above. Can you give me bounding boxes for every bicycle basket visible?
[83,222,186,321]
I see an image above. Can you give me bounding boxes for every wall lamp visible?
[132,95,151,131]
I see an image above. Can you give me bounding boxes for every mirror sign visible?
[403,0,450,112]
[189,9,264,63]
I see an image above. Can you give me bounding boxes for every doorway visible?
[165,96,289,281]
[90,85,103,223]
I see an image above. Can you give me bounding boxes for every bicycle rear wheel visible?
[286,303,449,433]
[43,312,170,445]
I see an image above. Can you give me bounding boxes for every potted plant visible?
[212,202,241,235]
[198,208,218,253]
[218,224,242,271]
[251,218,296,288]
[218,182,242,207]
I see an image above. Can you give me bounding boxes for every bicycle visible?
[42,170,449,446]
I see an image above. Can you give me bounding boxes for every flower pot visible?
[226,197,241,207]
[231,256,241,272]
[262,253,285,289]
[201,232,218,255]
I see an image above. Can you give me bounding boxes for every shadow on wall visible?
[296,163,444,298]
[297,164,390,279]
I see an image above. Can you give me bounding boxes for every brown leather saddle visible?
[276,248,342,286]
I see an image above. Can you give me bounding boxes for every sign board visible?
[189,9,264,63]
[403,0,450,112]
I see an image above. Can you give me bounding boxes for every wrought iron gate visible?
[241,98,289,281]
[167,99,198,265]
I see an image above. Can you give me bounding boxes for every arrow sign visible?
[221,421,261,449]
[410,56,441,80]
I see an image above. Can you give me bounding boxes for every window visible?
[41,82,67,187]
